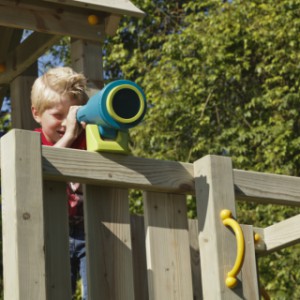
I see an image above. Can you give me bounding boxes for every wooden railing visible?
[1,129,300,299]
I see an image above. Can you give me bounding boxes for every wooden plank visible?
[84,185,135,299]
[188,219,202,300]
[0,0,106,42]
[43,181,72,300]
[40,145,300,205]
[0,32,60,84]
[194,155,243,299]
[262,213,300,253]
[10,72,39,130]
[130,215,149,300]
[41,145,195,194]
[43,0,145,18]
[0,27,23,61]
[233,169,300,206]
[70,39,104,92]
[240,225,260,300]
[0,129,46,300]
[144,192,193,300]
[105,14,121,36]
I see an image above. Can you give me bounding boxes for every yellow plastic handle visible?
[220,209,245,288]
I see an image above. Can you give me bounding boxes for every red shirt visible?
[34,128,86,150]
[35,128,86,222]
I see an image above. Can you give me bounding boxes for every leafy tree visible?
[103,0,300,298]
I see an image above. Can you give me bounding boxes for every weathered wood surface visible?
[2,130,300,206]
[144,192,193,300]
[43,0,145,17]
[0,27,23,63]
[0,32,61,85]
[130,215,149,300]
[260,214,300,254]
[234,169,300,206]
[2,130,300,300]
[40,144,300,206]
[240,225,260,300]
[1,129,46,300]
[188,219,202,300]
[41,143,195,194]
[194,155,244,299]
[70,39,104,92]
[84,185,134,299]
[43,181,72,300]
[10,71,39,130]
[0,0,106,42]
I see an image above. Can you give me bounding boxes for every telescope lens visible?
[112,88,141,119]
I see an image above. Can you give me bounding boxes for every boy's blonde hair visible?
[31,67,89,114]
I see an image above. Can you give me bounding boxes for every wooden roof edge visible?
[42,0,145,18]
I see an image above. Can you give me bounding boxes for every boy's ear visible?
[31,106,41,123]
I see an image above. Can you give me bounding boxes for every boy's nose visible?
[61,118,67,126]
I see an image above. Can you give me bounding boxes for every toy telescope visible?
[77,80,147,153]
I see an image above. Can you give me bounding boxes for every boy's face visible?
[32,96,80,144]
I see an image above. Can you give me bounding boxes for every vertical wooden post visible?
[188,219,202,300]
[240,225,260,299]
[144,192,193,300]
[43,181,72,300]
[84,185,135,300]
[70,39,103,97]
[130,215,149,300]
[194,155,243,299]
[1,129,46,300]
[10,63,39,130]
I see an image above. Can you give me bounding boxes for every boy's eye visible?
[53,113,64,120]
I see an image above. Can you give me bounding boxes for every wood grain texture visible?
[130,215,149,300]
[188,219,202,300]
[0,0,106,42]
[194,155,243,299]
[43,0,145,17]
[240,225,260,300]
[70,39,104,91]
[40,143,300,206]
[43,181,72,300]
[263,214,300,253]
[234,169,300,206]
[10,74,39,130]
[84,185,134,300]
[0,32,60,85]
[1,129,46,300]
[41,145,195,194]
[144,192,193,300]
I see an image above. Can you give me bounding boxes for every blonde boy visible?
[31,66,89,299]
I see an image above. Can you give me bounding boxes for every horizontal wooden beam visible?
[0,32,61,84]
[41,142,195,194]
[0,27,23,62]
[43,0,145,18]
[2,130,300,206]
[233,169,300,206]
[262,214,300,254]
[0,0,107,42]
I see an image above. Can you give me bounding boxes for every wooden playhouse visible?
[0,1,300,299]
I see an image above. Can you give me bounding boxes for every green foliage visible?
[39,37,71,72]
[129,189,144,215]
[102,0,300,297]
[2,0,300,298]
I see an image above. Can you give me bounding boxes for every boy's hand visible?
[54,106,84,148]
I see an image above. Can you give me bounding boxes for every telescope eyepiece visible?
[112,88,141,120]
[106,83,146,125]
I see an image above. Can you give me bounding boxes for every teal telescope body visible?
[76,80,147,153]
